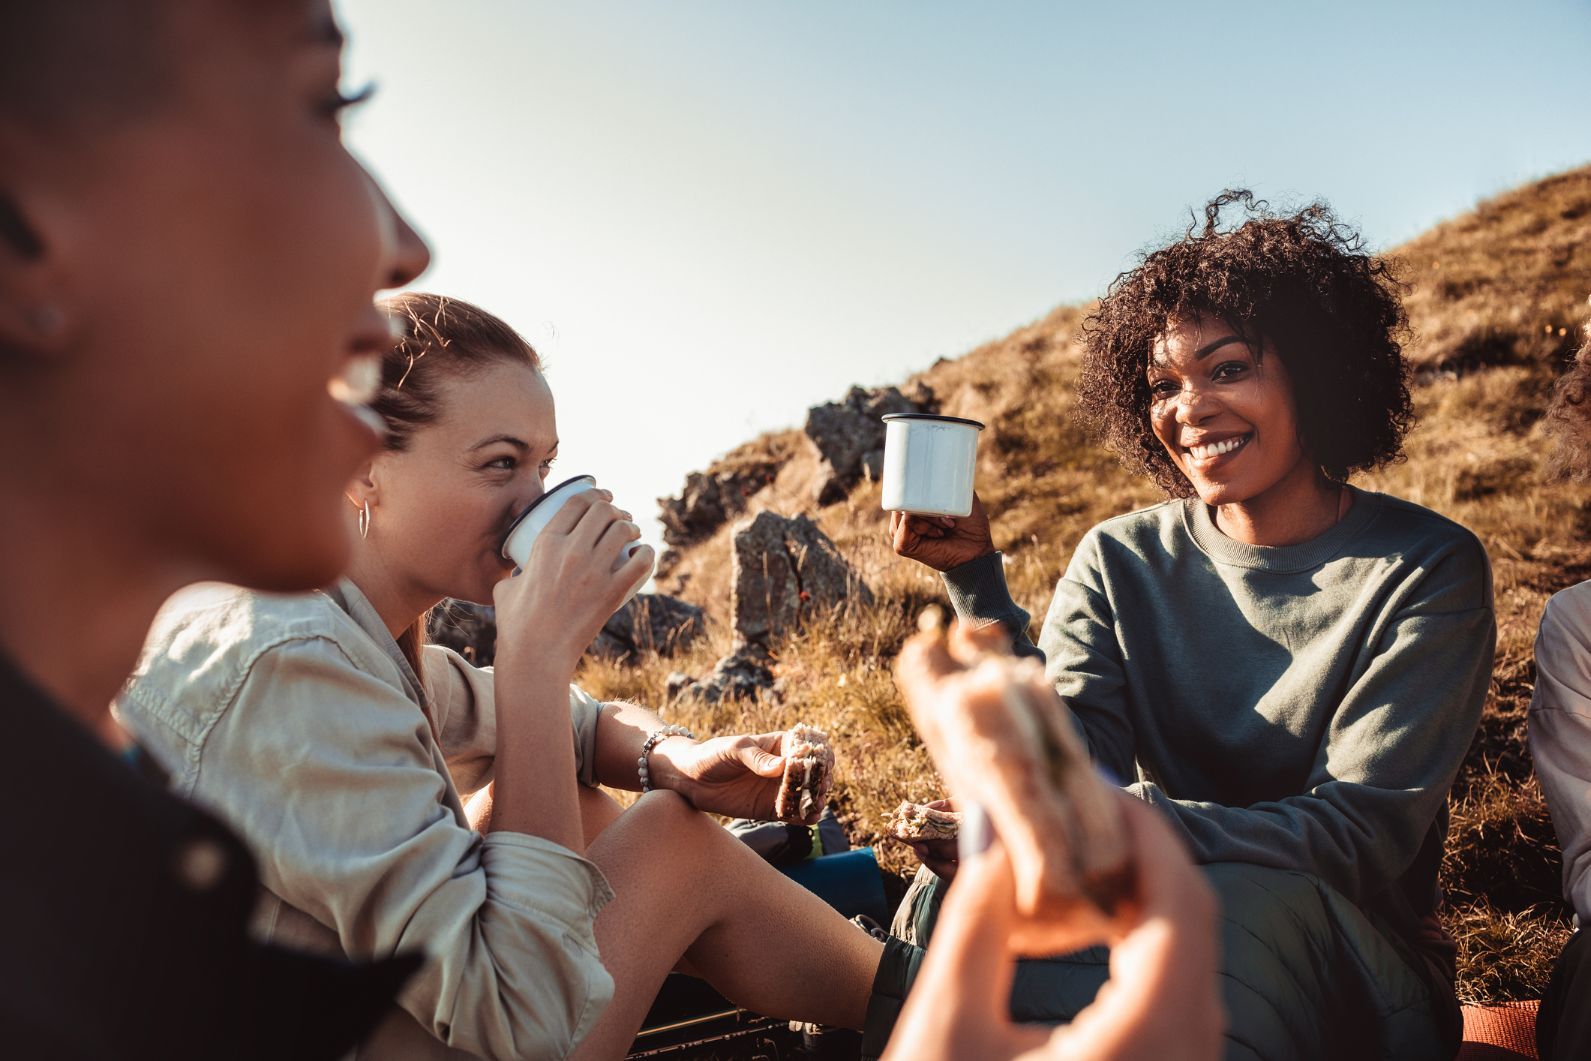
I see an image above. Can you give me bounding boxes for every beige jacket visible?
[117,580,614,1060]
[1531,578,1591,926]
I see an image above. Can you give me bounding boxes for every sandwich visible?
[887,801,962,843]
[775,723,834,823]
[893,610,1133,952]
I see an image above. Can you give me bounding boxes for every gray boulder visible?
[731,510,874,649]
[427,593,704,669]
[803,384,934,505]
[668,644,776,705]
[665,511,874,704]
[657,460,781,552]
[427,601,498,666]
[588,593,705,662]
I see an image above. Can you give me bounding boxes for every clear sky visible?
[336,0,1591,550]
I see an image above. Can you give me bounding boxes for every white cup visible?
[500,474,653,603]
[880,413,985,517]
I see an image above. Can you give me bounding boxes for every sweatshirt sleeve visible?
[1529,586,1591,924]
[1038,536,1138,783]
[939,551,1044,660]
[131,636,615,1061]
[1042,529,1495,905]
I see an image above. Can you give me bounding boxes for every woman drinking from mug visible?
[883,193,1495,1060]
[118,292,884,1060]
[1,2,432,1056]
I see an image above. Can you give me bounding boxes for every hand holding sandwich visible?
[641,723,834,825]
[647,731,790,821]
[882,797,1221,1061]
[883,612,1222,1060]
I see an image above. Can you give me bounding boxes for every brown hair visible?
[1546,302,1591,480]
[373,292,542,680]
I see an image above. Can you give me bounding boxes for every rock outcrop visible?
[671,511,872,704]
[427,592,704,668]
[588,593,706,662]
[658,459,781,552]
[666,644,775,706]
[730,510,874,647]
[803,383,935,505]
[428,602,498,666]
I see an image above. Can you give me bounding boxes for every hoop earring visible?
[358,501,371,540]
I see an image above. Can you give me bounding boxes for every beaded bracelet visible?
[638,724,696,793]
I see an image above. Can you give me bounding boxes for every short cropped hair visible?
[1077,191,1414,496]
[0,3,169,134]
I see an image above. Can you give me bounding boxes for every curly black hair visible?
[1077,190,1414,497]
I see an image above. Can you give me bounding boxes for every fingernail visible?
[958,801,993,860]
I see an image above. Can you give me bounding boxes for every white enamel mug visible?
[500,474,653,603]
[880,413,985,518]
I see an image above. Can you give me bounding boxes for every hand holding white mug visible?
[492,488,654,677]
[881,793,1223,1061]
[890,493,997,573]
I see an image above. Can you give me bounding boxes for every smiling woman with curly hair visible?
[881,192,1496,1061]
[1078,189,1414,496]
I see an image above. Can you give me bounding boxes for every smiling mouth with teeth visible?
[328,354,388,435]
[1184,434,1251,461]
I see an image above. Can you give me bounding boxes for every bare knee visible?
[592,789,738,875]
[622,789,709,831]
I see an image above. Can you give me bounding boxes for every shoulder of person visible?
[1353,492,1493,614]
[1070,498,1185,567]
[122,584,395,738]
[1359,491,1491,574]
[143,581,365,653]
[1540,580,1591,649]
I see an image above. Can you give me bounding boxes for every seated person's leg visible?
[569,789,884,1061]
[1538,929,1591,1060]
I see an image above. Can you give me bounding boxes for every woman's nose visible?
[1175,383,1217,423]
[382,206,430,289]
[361,171,431,290]
[512,480,546,519]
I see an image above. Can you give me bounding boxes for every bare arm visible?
[488,490,653,851]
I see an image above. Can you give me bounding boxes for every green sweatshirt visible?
[943,488,1495,977]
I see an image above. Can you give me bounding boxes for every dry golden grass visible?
[604,164,1591,1002]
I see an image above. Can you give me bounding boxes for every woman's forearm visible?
[592,700,688,791]
[488,647,584,851]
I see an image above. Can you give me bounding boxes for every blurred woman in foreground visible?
[120,293,884,1060]
[0,1,428,1056]
[888,192,1496,1059]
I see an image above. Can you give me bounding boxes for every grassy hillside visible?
[580,165,1591,1003]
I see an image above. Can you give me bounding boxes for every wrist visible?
[637,727,696,794]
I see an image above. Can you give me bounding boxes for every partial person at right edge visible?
[1527,305,1591,1061]
[885,192,1496,1060]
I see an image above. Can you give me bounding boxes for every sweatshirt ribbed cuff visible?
[941,551,1031,633]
